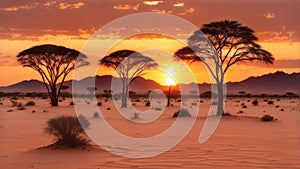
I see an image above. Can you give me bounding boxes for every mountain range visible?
[0,71,299,95]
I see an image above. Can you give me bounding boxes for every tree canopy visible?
[175,20,274,115]
[17,44,89,106]
[99,50,158,107]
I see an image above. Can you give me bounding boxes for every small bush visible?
[242,105,247,108]
[11,101,22,107]
[25,101,35,106]
[200,100,204,103]
[261,114,274,122]
[93,112,99,118]
[275,105,280,108]
[145,101,150,107]
[17,106,25,110]
[280,109,284,112]
[135,99,140,102]
[237,110,244,114]
[132,112,140,119]
[191,102,197,106]
[45,116,89,148]
[173,109,191,117]
[106,107,110,110]
[252,100,259,106]
[7,109,13,112]
[267,100,274,105]
[223,112,231,116]
[69,101,75,105]
[97,102,102,106]
[155,107,162,111]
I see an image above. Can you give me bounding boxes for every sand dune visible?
[0,97,299,168]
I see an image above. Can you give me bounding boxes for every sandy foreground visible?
[0,97,299,169]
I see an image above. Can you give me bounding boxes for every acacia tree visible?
[99,50,158,107]
[175,20,274,115]
[17,44,89,106]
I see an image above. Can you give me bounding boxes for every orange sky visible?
[0,0,299,86]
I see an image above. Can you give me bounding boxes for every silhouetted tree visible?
[17,44,88,106]
[99,50,158,107]
[175,20,274,115]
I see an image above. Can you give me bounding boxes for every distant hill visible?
[0,71,299,95]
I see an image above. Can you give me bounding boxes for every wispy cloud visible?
[263,13,275,19]
[143,1,163,6]
[0,2,38,11]
[151,9,173,14]
[178,7,195,15]
[58,2,85,10]
[113,4,139,11]
[43,1,57,7]
[173,3,184,7]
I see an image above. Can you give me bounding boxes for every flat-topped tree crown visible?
[17,44,89,106]
[99,50,158,107]
[175,20,274,115]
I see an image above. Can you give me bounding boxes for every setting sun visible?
[165,77,176,86]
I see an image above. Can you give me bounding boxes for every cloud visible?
[43,1,57,7]
[143,1,163,6]
[257,31,295,42]
[58,2,85,10]
[173,3,184,7]
[151,9,173,14]
[0,53,18,66]
[178,7,195,15]
[263,13,275,19]
[113,4,139,11]
[0,2,38,11]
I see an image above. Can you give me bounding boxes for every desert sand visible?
[0,97,299,168]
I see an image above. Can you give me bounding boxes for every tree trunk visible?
[216,83,224,116]
[167,86,171,106]
[121,82,127,108]
[51,86,58,106]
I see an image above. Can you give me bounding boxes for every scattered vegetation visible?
[237,110,244,114]
[97,102,102,106]
[280,109,284,112]
[173,109,191,117]
[155,107,162,111]
[223,112,231,116]
[251,100,259,106]
[242,105,247,108]
[106,107,110,110]
[45,116,90,148]
[261,114,274,122]
[25,101,35,106]
[69,101,75,106]
[267,100,274,105]
[7,109,13,112]
[132,112,140,119]
[93,112,100,118]
[145,101,150,107]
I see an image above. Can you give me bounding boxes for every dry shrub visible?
[173,109,191,117]
[45,115,90,148]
